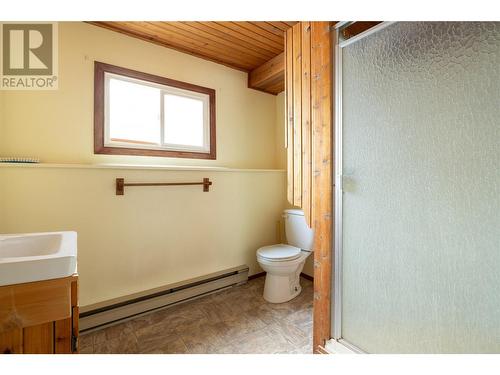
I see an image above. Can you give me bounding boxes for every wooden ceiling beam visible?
[266,79,285,94]
[248,52,285,95]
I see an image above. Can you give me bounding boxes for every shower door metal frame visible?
[329,21,395,354]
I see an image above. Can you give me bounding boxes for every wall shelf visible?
[0,163,285,173]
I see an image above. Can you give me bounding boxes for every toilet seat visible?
[257,244,301,262]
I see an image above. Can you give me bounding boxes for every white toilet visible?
[256,209,314,303]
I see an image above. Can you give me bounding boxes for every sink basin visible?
[0,231,77,286]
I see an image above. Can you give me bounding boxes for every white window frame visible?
[103,72,211,154]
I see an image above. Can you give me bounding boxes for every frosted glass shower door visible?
[337,22,500,353]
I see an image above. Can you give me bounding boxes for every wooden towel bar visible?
[115,178,212,195]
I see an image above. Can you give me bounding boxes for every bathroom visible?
[1,1,499,373]
[0,20,316,354]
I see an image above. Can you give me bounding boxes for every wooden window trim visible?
[94,61,216,160]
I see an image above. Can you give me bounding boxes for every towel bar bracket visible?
[116,178,125,195]
[115,177,212,195]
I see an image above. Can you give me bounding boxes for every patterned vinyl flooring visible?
[79,276,313,354]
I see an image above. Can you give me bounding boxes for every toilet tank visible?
[283,209,314,251]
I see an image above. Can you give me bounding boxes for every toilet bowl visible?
[256,209,314,303]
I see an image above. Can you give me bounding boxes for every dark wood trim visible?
[94,61,216,160]
[342,22,382,40]
[248,272,266,280]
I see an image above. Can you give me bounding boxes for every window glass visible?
[163,93,205,147]
[108,77,161,145]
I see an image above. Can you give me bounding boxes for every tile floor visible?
[79,276,313,354]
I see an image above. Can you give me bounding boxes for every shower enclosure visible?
[332,22,500,353]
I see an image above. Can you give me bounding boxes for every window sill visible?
[0,162,285,173]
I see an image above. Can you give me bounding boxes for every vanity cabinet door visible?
[0,275,79,354]
[23,322,54,354]
[0,329,22,354]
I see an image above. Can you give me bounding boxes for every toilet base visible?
[257,250,311,304]
[262,269,303,303]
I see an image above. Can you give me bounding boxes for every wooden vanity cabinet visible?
[0,274,79,354]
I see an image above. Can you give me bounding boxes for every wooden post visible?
[311,21,334,353]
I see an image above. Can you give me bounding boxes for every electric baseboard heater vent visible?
[79,265,249,333]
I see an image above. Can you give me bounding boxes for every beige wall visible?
[0,165,286,307]
[0,22,279,169]
[0,91,5,231]
[0,23,312,307]
[0,166,4,232]
[0,89,4,156]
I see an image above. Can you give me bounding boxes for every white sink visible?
[0,231,77,286]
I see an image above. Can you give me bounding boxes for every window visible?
[94,62,216,159]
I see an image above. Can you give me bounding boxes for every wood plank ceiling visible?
[89,22,297,94]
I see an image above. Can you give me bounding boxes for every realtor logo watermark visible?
[1,22,58,90]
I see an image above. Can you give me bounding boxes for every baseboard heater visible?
[79,265,249,333]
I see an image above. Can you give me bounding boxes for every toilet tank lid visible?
[283,209,304,216]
